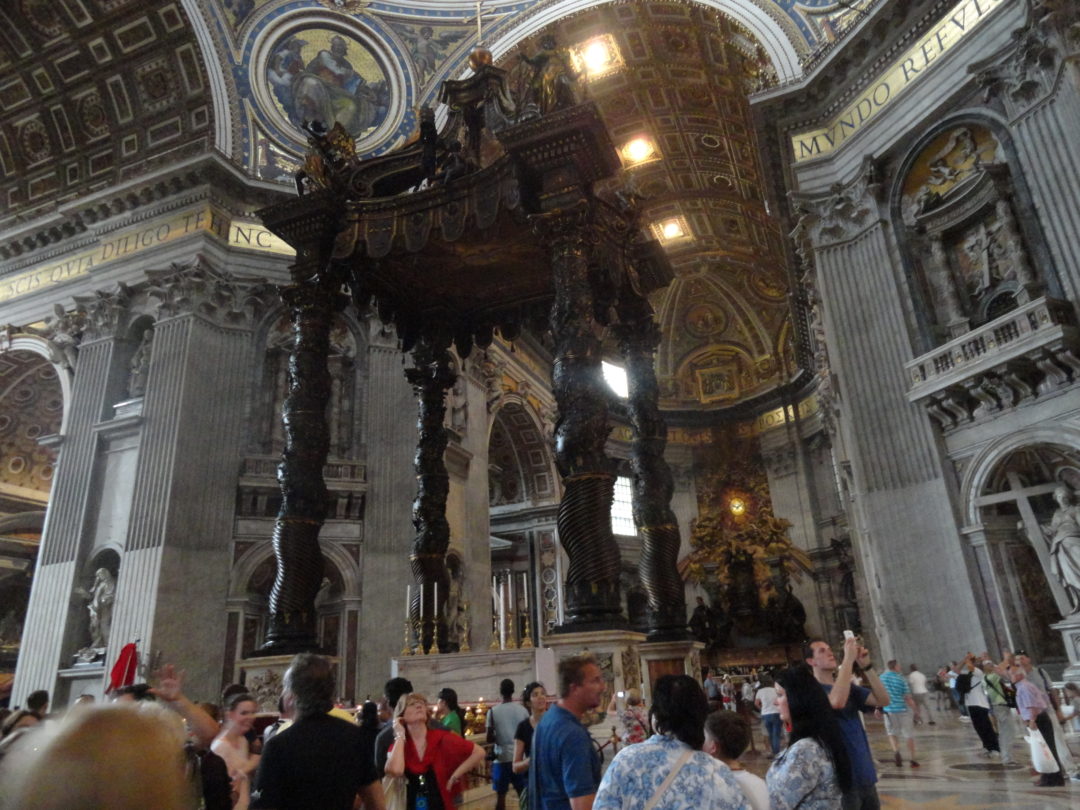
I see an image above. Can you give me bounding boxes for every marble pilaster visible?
[356,321,419,697]
[11,324,118,705]
[798,174,985,669]
[107,267,265,700]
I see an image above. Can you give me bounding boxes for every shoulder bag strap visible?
[643,747,693,810]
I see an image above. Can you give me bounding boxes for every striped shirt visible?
[879,669,911,713]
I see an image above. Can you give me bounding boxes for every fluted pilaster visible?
[12,338,115,705]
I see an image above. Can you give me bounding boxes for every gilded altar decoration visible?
[683,434,809,645]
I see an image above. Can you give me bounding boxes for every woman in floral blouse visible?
[594,675,749,810]
[766,666,851,810]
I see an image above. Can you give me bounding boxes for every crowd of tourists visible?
[1,636,1078,809]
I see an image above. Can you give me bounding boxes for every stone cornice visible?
[0,152,292,266]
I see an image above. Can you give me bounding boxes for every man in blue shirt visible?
[530,653,606,810]
[879,659,919,768]
[805,636,890,810]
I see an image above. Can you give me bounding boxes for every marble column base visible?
[1049,615,1080,682]
[545,629,647,709]
[391,646,556,704]
[638,639,706,705]
[238,653,340,712]
[56,665,106,707]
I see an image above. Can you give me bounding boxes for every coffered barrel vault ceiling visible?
[0,0,863,410]
[0,0,213,230]
[520,3,793,409]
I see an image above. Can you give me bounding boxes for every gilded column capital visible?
[529,200,593,249]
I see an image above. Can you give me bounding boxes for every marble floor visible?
[466,712,1080,807]
[734,711,1080,809]
[469,711,1079,809]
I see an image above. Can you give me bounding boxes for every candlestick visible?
[505,607,517,649]
[519,613,533,649]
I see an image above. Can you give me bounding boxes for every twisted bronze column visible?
[536,203,624,630]
[405,334,456,652]
[261,281,344,653]
[615,297,688,641]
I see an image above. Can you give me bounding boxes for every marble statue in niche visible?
[267,30,389,138]
[1043,484,1080,615]
[74,567,116,658]
[127,328,153,398]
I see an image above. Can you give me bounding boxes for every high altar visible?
[241,41,701,700]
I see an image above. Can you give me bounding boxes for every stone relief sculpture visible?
[75,568,116,656]
[1042,485,1080,614]
[127,328,153,398]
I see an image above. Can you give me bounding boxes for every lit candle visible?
[406,584,411,621]
[499,578,506,649]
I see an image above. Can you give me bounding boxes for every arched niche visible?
[963,435,1080,663]
[229,540,359,662]
[247,307,367,459]
[891,119,1060,347]
[487,398,559,643]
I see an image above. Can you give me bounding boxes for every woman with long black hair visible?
[766,666,851,809]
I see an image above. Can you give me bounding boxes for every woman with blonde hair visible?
[1,703,194,810]
[385,692,485,810]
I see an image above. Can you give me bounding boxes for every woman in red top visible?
[385,692,485,810]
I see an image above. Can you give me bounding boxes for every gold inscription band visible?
[790,0,1007,163]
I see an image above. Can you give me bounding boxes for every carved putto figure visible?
[1042,484,1080,614]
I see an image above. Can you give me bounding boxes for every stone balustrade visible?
[905,297,1080,430]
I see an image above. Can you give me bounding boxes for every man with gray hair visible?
[252,653,385,810]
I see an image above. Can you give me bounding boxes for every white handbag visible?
[1025,727,1059,774]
